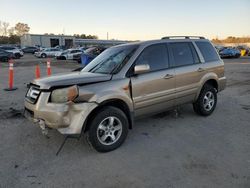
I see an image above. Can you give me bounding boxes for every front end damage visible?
[24,91,98,135]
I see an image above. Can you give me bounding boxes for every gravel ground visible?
[0,54,249,188]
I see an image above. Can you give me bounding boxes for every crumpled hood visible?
[33,71,112,90]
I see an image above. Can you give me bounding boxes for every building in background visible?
[21,34,129,49]
[20,34,75,48]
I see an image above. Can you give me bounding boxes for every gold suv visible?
[24,36,226,152]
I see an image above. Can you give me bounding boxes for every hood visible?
[33,71,112,90]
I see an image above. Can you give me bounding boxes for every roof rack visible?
[161,36,205,40]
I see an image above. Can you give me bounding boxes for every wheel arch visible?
[41,53,47,58]
[195,74,219,100]
[83,99,134,133]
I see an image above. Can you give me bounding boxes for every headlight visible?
[51,85,78,103]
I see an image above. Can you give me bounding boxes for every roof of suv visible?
[115,36,209,48]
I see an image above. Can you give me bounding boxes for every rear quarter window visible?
[196,41,220,62]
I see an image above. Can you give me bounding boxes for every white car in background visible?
[56,49,83,60]
[0,46,24,59]
[34,48,62,58]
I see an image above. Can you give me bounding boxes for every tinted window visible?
[51,49,59,51]
[196,41,219,62]
[136,44,169,71]
[71,50,81,53]
[170,42,198,67]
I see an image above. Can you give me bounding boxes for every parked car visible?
[78,46,106,65]
[22,46,39,54]
[56,49,83,60]
[0,49,15,62]
[24,36,226,152]
[219,47,241,58]
[0,46,24,59]
[78,47,88,51]
[236,46,249,56]
[214,45,224,53]
[34,45,46,51]
[54,45,67,51]
[34,48,62,58]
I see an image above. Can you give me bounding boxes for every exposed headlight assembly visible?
[51,85,78,103]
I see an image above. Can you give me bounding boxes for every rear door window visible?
[169,42,199,67]
[196,41,220,62]
[136,44,169,71]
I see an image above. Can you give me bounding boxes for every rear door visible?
[131,43,176,117]
[50,49,59,56]
[169,42,205,105]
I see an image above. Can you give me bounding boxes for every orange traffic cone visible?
[4,59,18,91]
[35,64,41,79]
[47,60,51,76]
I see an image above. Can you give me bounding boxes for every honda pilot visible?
[24,36,226,152]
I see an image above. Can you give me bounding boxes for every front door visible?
[131,43,176,117]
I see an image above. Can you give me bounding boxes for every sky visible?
[0,0,249,40]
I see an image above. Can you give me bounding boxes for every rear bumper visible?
[24,92,98,134]
[218,76,226,92]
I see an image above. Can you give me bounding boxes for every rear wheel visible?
[87,106,129,152]
[193,84,217,116]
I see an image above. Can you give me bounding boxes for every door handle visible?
[164,74,174,79]
[197,68,206,72]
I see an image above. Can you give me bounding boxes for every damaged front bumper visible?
[24,92,98,135]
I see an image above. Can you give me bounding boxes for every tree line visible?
[0,20,99,45]
[73,34,98,39]
[0,21,30,44]
[212,36,250,44]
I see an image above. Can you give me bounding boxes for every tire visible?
[87,106,129,152]
[41,53,47,58]
[14,53,21,59]
[193,84,217,116]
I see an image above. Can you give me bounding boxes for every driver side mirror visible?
[134,64,150,75]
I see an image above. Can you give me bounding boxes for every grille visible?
[26,85,40,103]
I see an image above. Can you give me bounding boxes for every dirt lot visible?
[0,54,250,188]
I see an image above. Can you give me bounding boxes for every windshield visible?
[82,45,138,74]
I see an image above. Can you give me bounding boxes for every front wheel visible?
[41,53,47,58]
[193,84,217,116]
[87,106,129,152]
